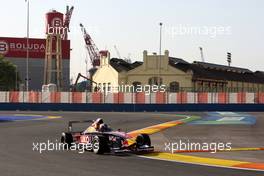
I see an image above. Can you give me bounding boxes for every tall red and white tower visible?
[43,6,73,91]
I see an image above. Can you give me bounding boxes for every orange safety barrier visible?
[9,91,19,103]
[92,92,102,103]
[4,91,264,104]
[237,92,246,103]
[135,92,145,104]
[156,92,166,104]
[72,92,83,103]
[50,92,61,103]
[218,92,228,104]
[256,93,264,104]
[113,93,124,103]
[29,91,39,103]
[198,92,208,103]
[177,92,187,103]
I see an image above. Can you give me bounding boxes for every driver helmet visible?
[95,118,104,125]
[99,123,110,132]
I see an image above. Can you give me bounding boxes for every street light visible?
[15,66,18,91]
[25,0,30,91]
[158,22,163,86]
[227,52,232,67]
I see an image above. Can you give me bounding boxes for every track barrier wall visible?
[1,91,264,104]
[1,91,264,111]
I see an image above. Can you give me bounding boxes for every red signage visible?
[45,11,64,35]
[0,37,70,59]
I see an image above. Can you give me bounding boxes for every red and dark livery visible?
[61,120,154,154]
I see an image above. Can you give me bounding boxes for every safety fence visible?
[1,91,264,104]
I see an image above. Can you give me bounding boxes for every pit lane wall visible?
[1,91,264,104]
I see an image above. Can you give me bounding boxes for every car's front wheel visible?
[136,134,151,148]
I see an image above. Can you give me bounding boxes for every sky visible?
[1,0,264,79]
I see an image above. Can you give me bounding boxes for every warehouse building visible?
[0,37,70,91]
[93,50,264,92]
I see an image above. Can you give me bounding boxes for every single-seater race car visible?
[61,119,154,154]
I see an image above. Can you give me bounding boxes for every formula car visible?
[60,120,154,154]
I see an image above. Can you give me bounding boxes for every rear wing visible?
[68,120,94,132]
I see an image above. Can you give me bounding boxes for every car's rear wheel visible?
[92,135,109,154]
[61,132,73,149]
[136,134,151,147]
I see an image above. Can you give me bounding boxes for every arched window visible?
[132,81,141,87]
[132,81,141,92]
[169,81,180,92]
[148,77,162,85]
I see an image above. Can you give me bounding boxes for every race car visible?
[60,120,154,154]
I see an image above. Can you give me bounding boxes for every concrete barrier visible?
[0,91,264,104]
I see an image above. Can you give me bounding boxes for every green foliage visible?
[0,55,19,91]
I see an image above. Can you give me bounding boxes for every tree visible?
[0,55,20,91]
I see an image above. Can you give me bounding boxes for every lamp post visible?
[15,66,18,91]
[158,22,163,86]
[25,0,30,91]
[227,52,232,67]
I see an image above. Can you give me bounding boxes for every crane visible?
[114,45,122,59]
[72,73,98,92]
[80,23,100,69]
[114,45,131,63]
[62,5,74,40]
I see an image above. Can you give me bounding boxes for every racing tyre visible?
[61,132,73,149]
[136,134,151,147]
[92,135,109,154]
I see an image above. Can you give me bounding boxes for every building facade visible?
[0,37,70,91]
[93,50,264,92]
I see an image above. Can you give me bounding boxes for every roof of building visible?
[193,61,253,73]
[109,57,264,84]
[169,57,190,72]
[131,61,143,68]
[190,65,264,83]
[110,58,142,72]
[169,59,264,83]
[255,71,264,75]
[169,57,190,64]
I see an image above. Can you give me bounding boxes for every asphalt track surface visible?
[0,111,263,176]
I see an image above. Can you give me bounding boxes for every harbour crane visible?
[114,45,122,59]
[63,6,74,40]
[75,23,102,92]
[80,23,100,71]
